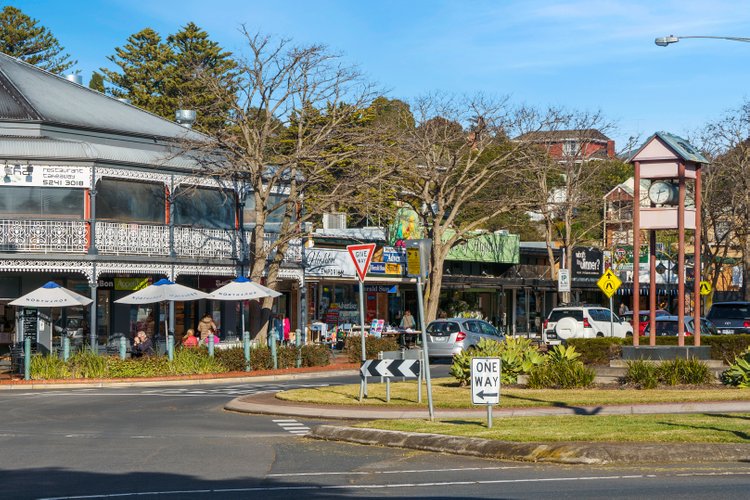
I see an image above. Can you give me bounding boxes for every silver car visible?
[425,318,504,359]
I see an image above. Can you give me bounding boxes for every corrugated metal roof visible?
[629,131,709,164]
[0,51,205,141]
[1,136,200,170]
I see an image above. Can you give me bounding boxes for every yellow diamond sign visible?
[699,281,712,296]
[597,269,622,298]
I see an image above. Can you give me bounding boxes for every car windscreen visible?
[707,304,750,320]
[427,322,460,334]
[548,310,584,322]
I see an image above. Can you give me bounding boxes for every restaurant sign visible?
[306,248,356,278]
[2,164,91,188]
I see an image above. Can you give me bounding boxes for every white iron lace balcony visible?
[0,219,88,253]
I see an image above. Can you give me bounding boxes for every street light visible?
[655,34,750,47]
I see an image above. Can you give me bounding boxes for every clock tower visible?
[628,132,707,347]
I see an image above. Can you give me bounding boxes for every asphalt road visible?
[1,368,749,499]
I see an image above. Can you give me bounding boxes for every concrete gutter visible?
[309,425,750,465]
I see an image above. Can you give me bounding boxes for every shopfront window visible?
[97,179,165,224]
[0,186,84,219]
[243,192,293,232]
[174,186,234,229]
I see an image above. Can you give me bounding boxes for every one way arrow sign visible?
[360,359,420,378]
[471,357,501,405]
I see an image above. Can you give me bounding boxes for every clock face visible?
[648,181,675,205]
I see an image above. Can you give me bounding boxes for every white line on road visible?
[267,465,531,477]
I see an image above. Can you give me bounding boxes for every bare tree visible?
[518,110,630,299]
[390,94,552,321]
[194,31,385,341]
[699,102,750,301]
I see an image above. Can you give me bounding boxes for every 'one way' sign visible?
[471,357,501,405]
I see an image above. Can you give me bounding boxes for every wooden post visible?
[677,161,686,346]
[633,161,641,346]
[649,230,657,346]
[694,167,702,346]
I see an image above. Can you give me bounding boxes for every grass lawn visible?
[276,377,750,408]
[359,414,750,444]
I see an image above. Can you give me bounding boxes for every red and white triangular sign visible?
[347,243,377,282]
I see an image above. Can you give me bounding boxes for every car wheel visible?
[596,332,604,338]
[625,332,633,338]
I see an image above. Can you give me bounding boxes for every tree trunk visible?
[743,233,750,302]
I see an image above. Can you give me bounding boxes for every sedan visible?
[425,318,504,359]
[620,310,670,335]
[642,316,717,337]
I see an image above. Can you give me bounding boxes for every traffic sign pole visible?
[348,243,376,403]
[487,405,493,429]
[358,279,367,401]
[416,275,435,421]
[610,295,614,337]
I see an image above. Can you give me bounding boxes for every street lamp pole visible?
[655,35,750,46]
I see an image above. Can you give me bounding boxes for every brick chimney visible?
[606,140,615,158]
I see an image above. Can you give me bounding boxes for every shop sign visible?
[198,276,233,289]
[572,247,603,283]
[369,262,386,273]
[307,248,357,278]
[23,308,38,340]
[445,231,520,264]
[114,277,152,291]
[382,247,405,264]
[97,279,114,290]
[2,164,91,188]
[364,285,398,293]
[368,262,402,275]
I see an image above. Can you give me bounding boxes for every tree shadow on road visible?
[502,393,604,415]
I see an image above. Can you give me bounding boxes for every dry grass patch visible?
[276,377,750,408]
[359,413,750,444]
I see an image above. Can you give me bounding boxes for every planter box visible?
[621,345,711,361]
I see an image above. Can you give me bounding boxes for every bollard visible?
[295,329,302,368]
[119,336,127,360]
[270,335,278,370]
[62,336,70,362]
[243,332,251,372]
[24,336,31,381]
[167,334,174,361]
[208,335,215,357]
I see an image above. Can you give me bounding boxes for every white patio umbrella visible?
[208,276,281,338]
[115,278,209,343]
[10,281,93,352]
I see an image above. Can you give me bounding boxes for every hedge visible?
[343,335,400,362]
[567,335,750,365]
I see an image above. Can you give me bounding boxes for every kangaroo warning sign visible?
[471,357,501,405]
[347,243,376,282]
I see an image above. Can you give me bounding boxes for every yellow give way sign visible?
[699,281,712,296]
[597,269,622,298]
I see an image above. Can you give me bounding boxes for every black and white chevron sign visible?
[360,359,420,378]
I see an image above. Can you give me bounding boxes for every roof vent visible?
[175,109,197,128]
[322,212,347,230]
[65,74,83,85]
[116,97,131,105]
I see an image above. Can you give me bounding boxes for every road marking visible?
[272,418,310,435]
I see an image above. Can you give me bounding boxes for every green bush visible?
[170,348,227,375]
[215,347,248,371]
[546,344,582,363]
[625,358,711,388]
[344,336,399,363]
[566,338,627,365]
[30,354,70,380]
[68,350,108,378]
[527,359,596,389]
[624,360,660,389]
[450,337,545,386]
[106,357,170,378]
[301,344,331,367]
[702,335,750,364]
[721,348,750,387]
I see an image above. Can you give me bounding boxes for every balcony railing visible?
[96,222,169,256]
[263,233,302,263]
[173,226,236,259]
[0,219,88,253]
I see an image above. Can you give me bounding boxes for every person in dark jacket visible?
[132,330,154,357]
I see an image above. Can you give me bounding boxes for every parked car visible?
[642,316,718,337]
[620,309,670,336]
[706,302,750,335]
[542,306,633,344]
[425,318,504,359]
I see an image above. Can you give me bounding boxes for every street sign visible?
[699,281,712,296]
[471,357,501,405]
[558,269,571,293]
[347,243,377,282]
[405,239,432,279]
[597,269,622,298]
[360,359,420,378]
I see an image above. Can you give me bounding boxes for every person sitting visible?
[201,331,220,346]
[132,331,154,358]
[182,328,199,348]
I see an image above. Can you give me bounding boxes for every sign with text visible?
[471,357,501,405]
[572,247,603,283]
[558,269,571,293]
[306,248,357,278]
[347,243,376,282]
[2,164,91,188]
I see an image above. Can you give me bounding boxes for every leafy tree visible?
[101,28,173,118]
[0,6,75,73]
[88,71,105,92]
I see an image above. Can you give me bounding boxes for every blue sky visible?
[8,0,750,148]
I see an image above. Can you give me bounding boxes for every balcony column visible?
[89,265,97,351]
[88,164,98,255]
[168,175,176,259]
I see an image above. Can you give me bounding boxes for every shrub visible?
[30,354,69,380]
[527,359,596,389]
[301,344,331,367]
[546,344,581,364]
[170,348,227,375]
[106,356,169,378]
[450,337,545,386]
[721,348,750,387]
[68,350,108,378]
[658,357,712,386]
[566,338,627,365]
[215,347,247,371]
[344,336,399,363]
[702,335,750,365]
[624,360,660,389]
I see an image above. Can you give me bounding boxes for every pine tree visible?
[88,71,105,92]
[165,23,237,134]
[100,28,174,119]
[0,6,75,73]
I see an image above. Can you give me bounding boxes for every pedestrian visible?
[197,313,217,341]
[400,310,416,330]
[132,331,154,358]
[283,316,291,345]
[182,328,199,348]
[618,302,629,316]
[201,331,220,346]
